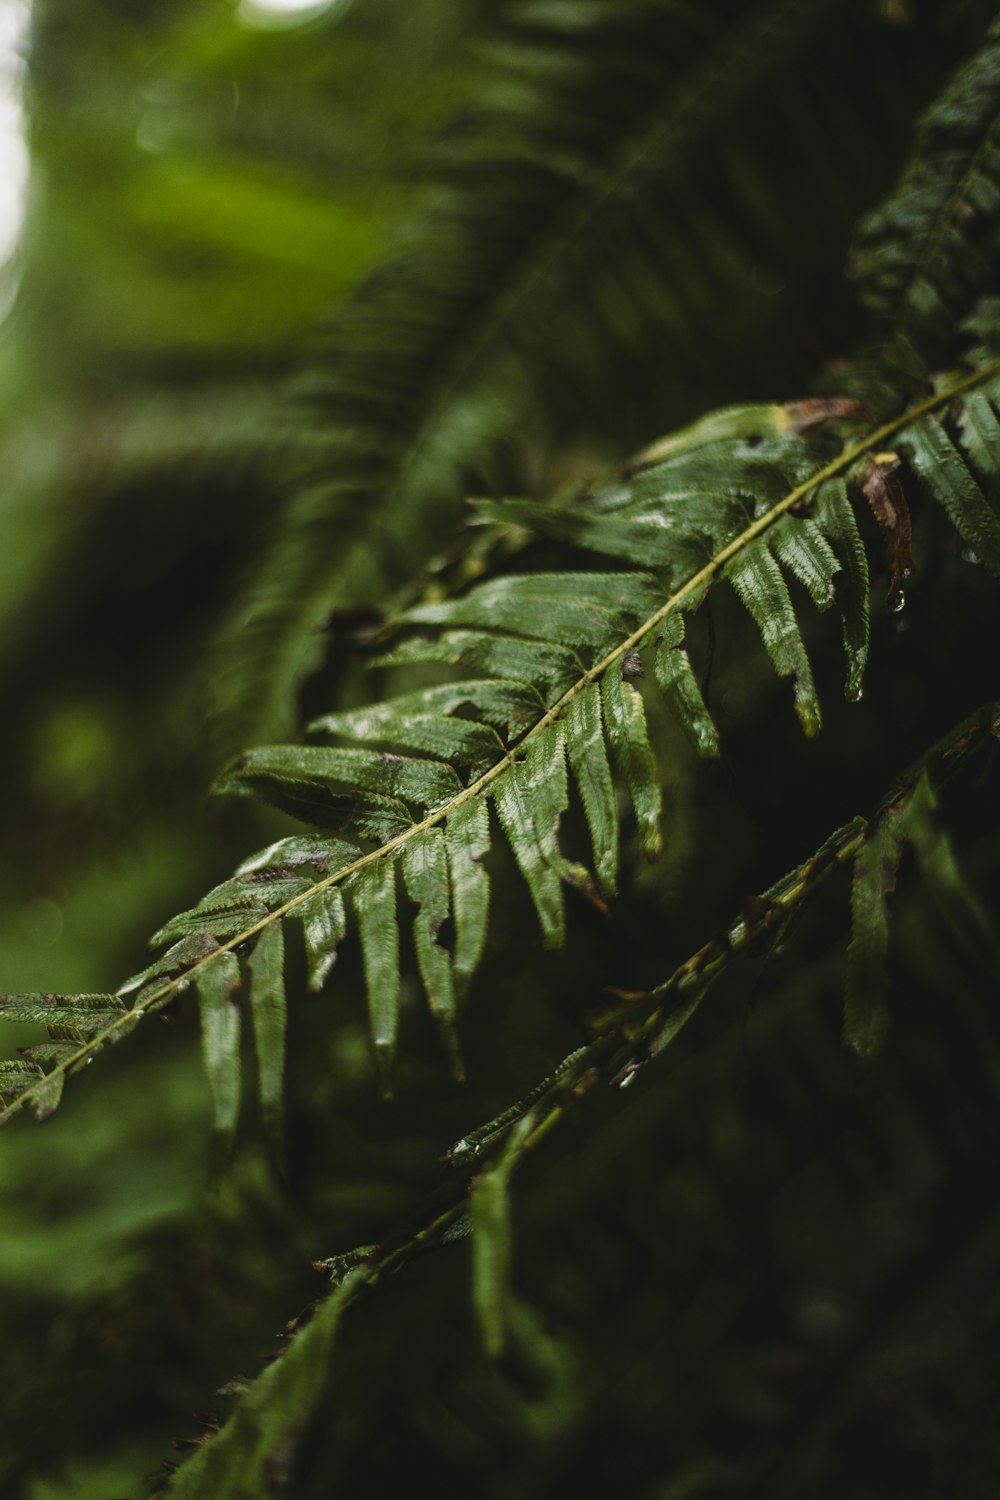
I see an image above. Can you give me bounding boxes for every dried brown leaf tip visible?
[785,397,876,433]
[860,451,914,613]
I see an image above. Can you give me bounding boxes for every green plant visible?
[3,3,1000,1496]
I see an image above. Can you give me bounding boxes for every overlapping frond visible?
[214,0,920,745]
[850,15,1000,386]
[3,359,1000,1136]
[845,762,1000,1061]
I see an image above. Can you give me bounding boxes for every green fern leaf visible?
[312,679,526,752]
[630,441,803,512]
[566,684,619,896]
[196,952,243,1153]
[471,1113,535,1360]
[402,827,461,1079]
[901,771,1000,970]
[0,1059,39,1094]
[217,766,415,842]
[228,744,461,809]
[118,933,221,1003]
[601,671,662,859]
[769,514,840,611]
[725,538,821,736]
[295,886,347,994]
[626,401,794,469]
[476,493,734,570]
[191,872,315,915]
[404,573,660,652]
[845,809,907,1061]
[373,628,579,697]
[652,612,720,759]
[14,1040,83,1067]
[236,835,359,875]
[622,468,755,537]
[814,477,870,701]
[495,733,566,948]
[0,993,124,1037]
[150,867,312,950]
[898,416,1000,578]
[851,17,1000,369]
[957,388,1000,484]
[353,858,401,1096]
[151,906,269,947]
[247,922,287,1162]
[0,1059,62,1122]
[446,798,491,1000]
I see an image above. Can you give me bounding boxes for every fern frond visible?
[844,808,907,1061]
[161,1268,365,1500]
[445,798,492,1001]
[726,536,823,737]
[813,478,870,701]
[471,1113,537,1360]
[843,729,1000,1064]
[652,612,720,758]
[247,922,287,1160]
[353,857,401,1095]
[902,770,1000,972]
[566,685,620,894]
[214,0,912,744]
[898,413,1000,576]
[850,15,1000,382]
[196,952,243,1154]
[601,670,662,859]
[4,361,1000,1134]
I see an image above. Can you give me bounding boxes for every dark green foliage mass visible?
[2,2,1000,1497]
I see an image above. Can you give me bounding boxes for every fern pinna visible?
[2,354,999,1138]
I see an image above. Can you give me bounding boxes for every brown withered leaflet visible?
[860,451,913,613]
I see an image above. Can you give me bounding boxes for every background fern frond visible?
[845,807,907,1061]
[850,15,1000,386]
[212,0,963,745]
[162,1268,365,1500]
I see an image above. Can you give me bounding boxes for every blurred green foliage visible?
[1,1,999,1496]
